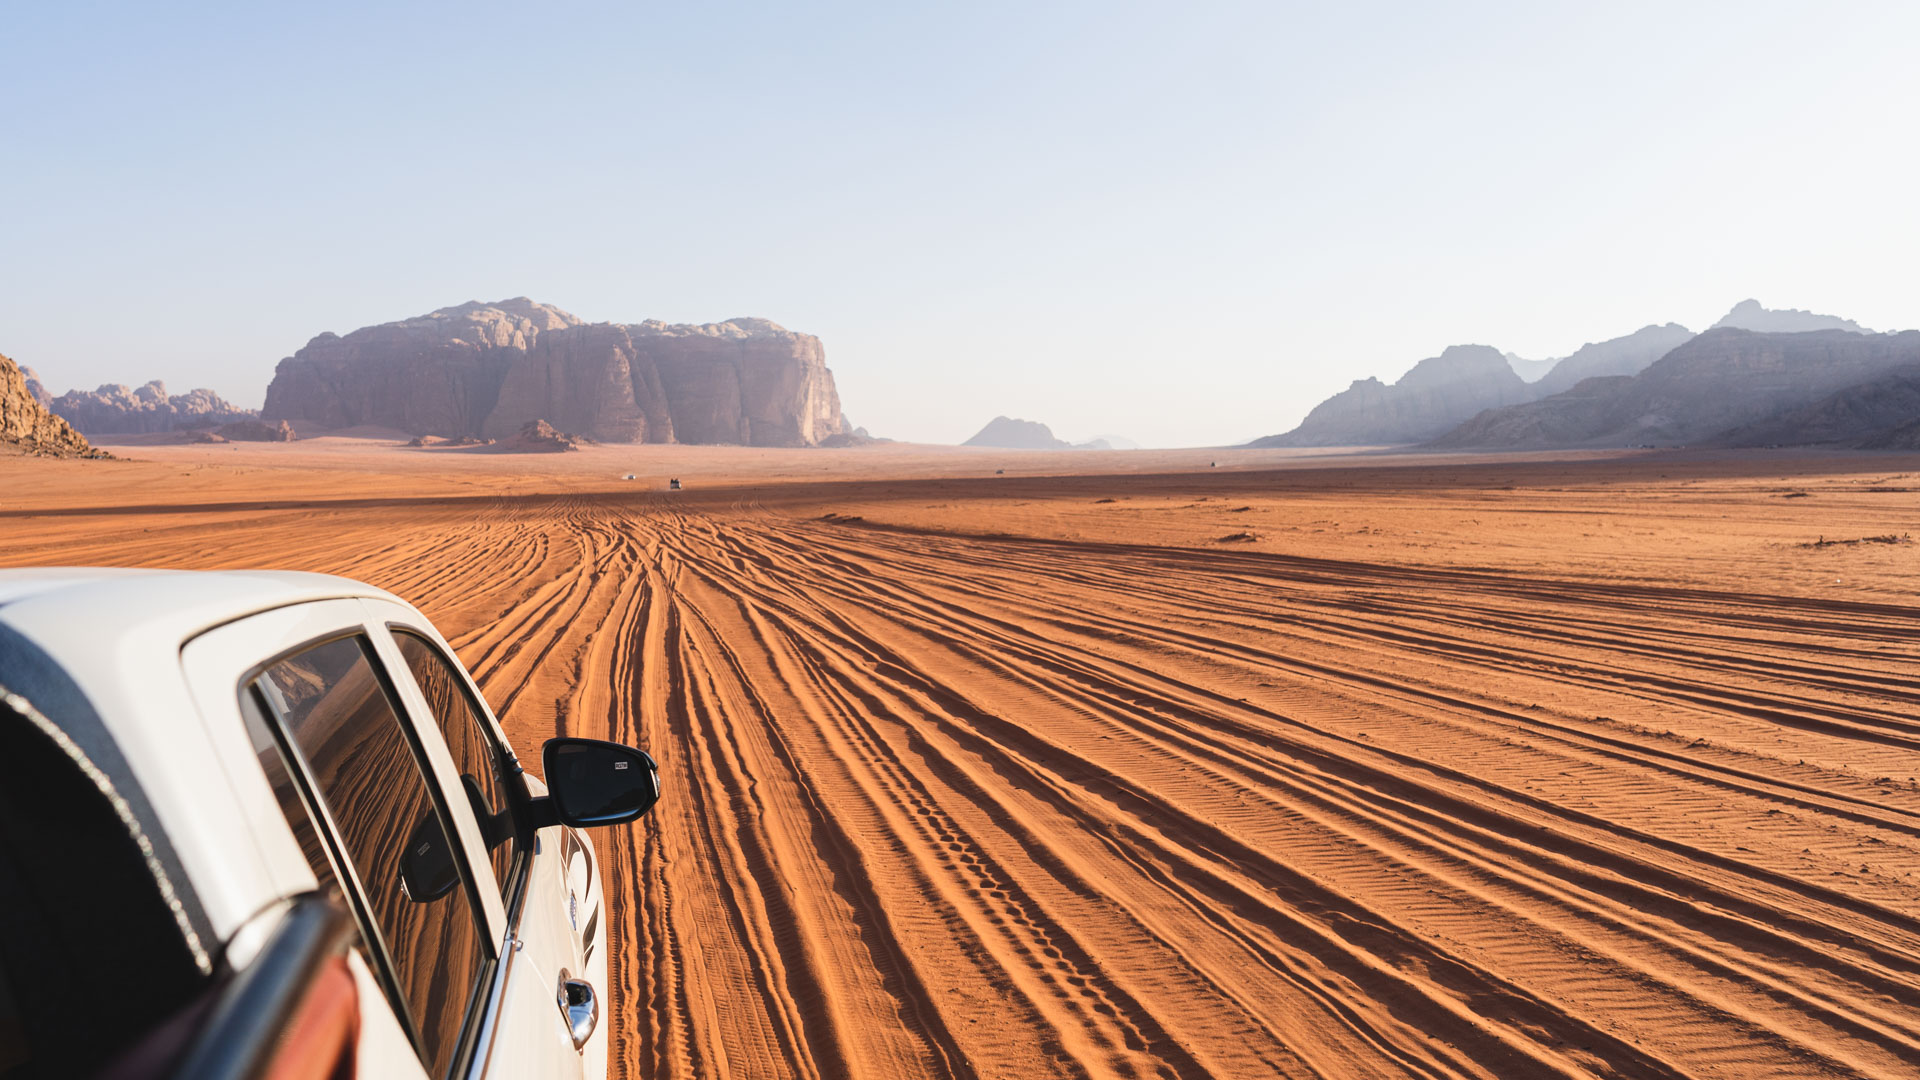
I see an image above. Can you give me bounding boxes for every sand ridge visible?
[3,439,1919,1078]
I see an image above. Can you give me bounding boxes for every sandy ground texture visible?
[4,437,1920,1080]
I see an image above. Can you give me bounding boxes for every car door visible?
[181,600,511,1079]
[368,601,601,1080]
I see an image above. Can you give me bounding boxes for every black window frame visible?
[385,625,535,925]
[238,630,499,1079]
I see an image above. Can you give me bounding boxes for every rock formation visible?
[263,298,845,447]
[963,417,1071,449]
[45,380,257,435]
[1,352,103,457]
[1430,329,1920,449]
[19,366,51,407]
[502,419,582,452]
[214,418,296,442]
[1250,344,1531,447]
[1713,367,1920,447]
[1711,299,1868,335]
[1529,324,1696,398]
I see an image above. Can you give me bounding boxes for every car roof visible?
[0,568,424,953]
[0,566,401,614]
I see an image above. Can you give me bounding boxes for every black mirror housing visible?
[534,737,660,828]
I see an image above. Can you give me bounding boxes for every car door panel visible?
[181,600,435,1079]
[360,599,507,940]
[346,948,434,1080]
[179,600,380,924]
[375,610,599,1080]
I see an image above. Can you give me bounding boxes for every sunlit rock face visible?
[0,352,99,457]
[263,298,844,447]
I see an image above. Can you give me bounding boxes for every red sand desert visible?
[5,438,1920,1080]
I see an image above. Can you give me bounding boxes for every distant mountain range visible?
[963,416,1113,450]
[1434,328,1920,449]
[44,380,257,435]
[1253,300,1916,450]
[1252,345,1533,448]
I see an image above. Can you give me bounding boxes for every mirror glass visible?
[544,738,660,826]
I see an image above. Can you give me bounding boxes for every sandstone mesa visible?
[262,298,847,447]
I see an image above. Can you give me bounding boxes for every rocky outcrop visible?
[1251,344,1531,447]
[963,417,1074,449]
[215,418,296,442]
[496,419,582,453]
[1530,324,1695,398]
[263,298,846,447]
[45,380,257,434]
[1430,329,1920,448]
[1,352,102,457]
[1712,299,1868,335]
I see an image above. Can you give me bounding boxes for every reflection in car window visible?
[394,631,518,895]
[240,685,339,896]
[252,636,484,1079]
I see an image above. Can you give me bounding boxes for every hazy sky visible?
[5,2,1918,447]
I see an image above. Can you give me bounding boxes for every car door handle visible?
[556,971,598,1051]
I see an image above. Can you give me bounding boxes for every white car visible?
[0,568,659,1080]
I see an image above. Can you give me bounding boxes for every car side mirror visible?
[530,737,660,828]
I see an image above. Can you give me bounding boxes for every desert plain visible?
[4,438,1920,1080]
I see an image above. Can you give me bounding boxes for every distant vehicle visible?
[667,478,681,491]
[0,569,660,1080]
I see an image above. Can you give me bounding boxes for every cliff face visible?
[482,322,670,443]
[1252,344,1530,447]
[263,298,572,434]
[1430,329,1920,448]
[46,380,257,434]
[1,352,101,457]
[265,299,845,447]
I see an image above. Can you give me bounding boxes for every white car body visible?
[0,568,626,1080]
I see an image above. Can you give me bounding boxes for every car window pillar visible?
[358,600,510,944]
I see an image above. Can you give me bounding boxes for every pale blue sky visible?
[5,1,1917,447]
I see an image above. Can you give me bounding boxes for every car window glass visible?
[393,631,517,895]
[239,685,339,896]
[252,635,484,1079]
